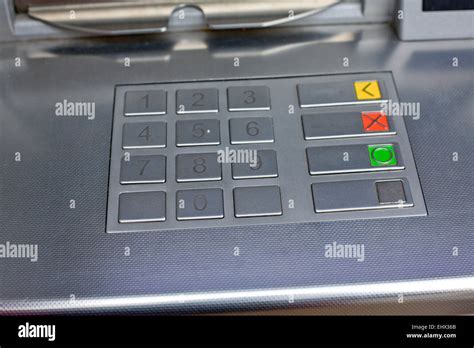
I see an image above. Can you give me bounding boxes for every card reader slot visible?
[26,0,340,35]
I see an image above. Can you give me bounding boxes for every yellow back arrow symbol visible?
[362,82,375,97]
[354,80,382,100]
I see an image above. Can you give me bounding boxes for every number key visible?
[232,149,278,179]
[122,122,166,149]
[176,153,222,182]
[124,90,166,116]
[176,88,219,114]
[176,188,224,220]
[176,119,220,146]
[120,155,166,184]
[229,117,274,144]
[227,86,270,111]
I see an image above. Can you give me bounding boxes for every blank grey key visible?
[312,179,413,213]
[227,86,271,111]
[306,144,404,175]
[176,119,220,146]
[376,180,407,204]
[176,188,224,220]
[124,90,167,116]
[122,122,166,149]
[119,191,166,223]
[233,186,282,217]
[176,153,222,182]
[229,117,274,144]
[120,155,166,184]
[176,88,218,114]
[232,150,278,179]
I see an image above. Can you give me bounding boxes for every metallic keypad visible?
[108,73,426,233]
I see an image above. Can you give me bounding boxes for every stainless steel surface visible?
[396,0,474,41]
[26,0,340,34]
[2,277,473,313]
[3,0,397,42]
[0,23,472,313]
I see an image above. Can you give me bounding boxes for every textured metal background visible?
[0,24,473,313]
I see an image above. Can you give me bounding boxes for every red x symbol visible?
[361,112,389,132]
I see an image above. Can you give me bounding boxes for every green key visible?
[368,144,397,166]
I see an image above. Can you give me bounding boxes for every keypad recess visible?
[107,73,426,233]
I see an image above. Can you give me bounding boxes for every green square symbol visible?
[368,144,397,166]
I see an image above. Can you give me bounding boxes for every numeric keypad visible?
[108,74,426,233]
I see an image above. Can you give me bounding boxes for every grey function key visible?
[124,90,167,116]
[233,186,282,217]
[176,153,222,182]
[302,112,395,140]
[229,117,274,144]
[176,88,219,114]
[120,155,166,184]
[297,81,387,108]
[231,149,278,179]
[176,119,220,146]
[176,188,224,220]
[119,191,166,223]
[122,122,166,149]
[306,144,404,175]
[312,179,413,213]
[227,86,271,111]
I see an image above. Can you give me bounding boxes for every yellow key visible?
[354,80,382,100]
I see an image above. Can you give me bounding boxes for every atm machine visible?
[0,0,473,314]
